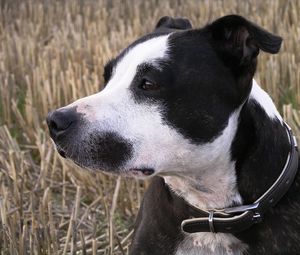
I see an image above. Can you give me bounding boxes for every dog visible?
[47,15,300,255]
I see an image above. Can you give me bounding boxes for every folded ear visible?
[208,15,282,65]
[155,16,192,32]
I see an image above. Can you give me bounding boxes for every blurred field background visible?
[0,0,299,254]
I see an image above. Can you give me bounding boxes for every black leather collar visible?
[181,121,298,234]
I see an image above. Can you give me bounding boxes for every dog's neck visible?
[164,81,290,212]
[163,106,243,211]
[163,164,241,210]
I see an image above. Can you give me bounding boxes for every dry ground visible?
[0,0,299,254]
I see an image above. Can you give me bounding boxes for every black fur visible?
[130,177,187,255]
[82,131,133,170]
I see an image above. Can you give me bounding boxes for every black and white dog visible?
[47,15,300,255]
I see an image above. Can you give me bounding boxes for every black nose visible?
[47,108,79,137]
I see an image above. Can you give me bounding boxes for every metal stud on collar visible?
[208,211,215,232]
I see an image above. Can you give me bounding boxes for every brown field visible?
[0,0,299,254]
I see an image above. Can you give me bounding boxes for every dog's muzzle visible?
[46,108,134,171]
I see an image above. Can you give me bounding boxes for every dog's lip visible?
[57,147,66,158]
[52,146,155,176]
[128,168,155,176]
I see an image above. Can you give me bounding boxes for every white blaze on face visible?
[72,34,170,120]
[63,35,173,170]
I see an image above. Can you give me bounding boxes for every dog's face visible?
[47,15,281,178]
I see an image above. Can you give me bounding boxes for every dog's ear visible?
[155,16,192,31]
[208,15,282,66]
[206,15,282,102]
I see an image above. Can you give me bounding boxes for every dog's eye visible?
[141,79,160,91]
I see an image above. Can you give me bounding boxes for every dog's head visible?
[47,15,282,178]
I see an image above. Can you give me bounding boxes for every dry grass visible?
[0,0,299,254]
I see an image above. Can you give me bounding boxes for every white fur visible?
[250,79,282,121]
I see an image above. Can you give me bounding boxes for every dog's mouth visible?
[127,168,155,176]
[55,146,155,177]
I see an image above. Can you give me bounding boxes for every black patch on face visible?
[129,30,240,144]
[161,32,241,143]
[126,15,281,144]
[130,62,173,102]
[83,131,133,170]
[53,127,133,171]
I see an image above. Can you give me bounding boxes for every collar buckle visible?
[222,202,263,224]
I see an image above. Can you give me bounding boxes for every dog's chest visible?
[175,233,247,255]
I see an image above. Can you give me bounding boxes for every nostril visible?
[49,118,58,132]
[47,111,64,133]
